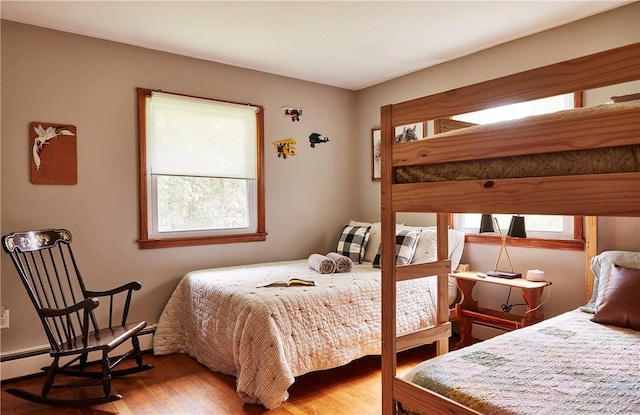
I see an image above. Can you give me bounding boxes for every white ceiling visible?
[1,1,633,90]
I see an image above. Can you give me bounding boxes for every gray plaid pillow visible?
[373,229,421,268]
[336,225,371,264]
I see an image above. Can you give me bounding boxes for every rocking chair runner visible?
[1,228,153,407]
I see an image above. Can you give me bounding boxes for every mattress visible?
[153,260,441,409]
[395,101,640,183]
[400,309,640,415]
[396,145,640,183]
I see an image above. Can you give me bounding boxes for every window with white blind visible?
[137,88,265,249]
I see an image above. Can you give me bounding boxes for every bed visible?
[398,251,640,415]
[379,42,640,415]
[153,224,465,409]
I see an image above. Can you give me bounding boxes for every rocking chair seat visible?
[56,321,148,356]
[2,228,154,408]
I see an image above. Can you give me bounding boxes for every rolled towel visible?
[326,252,353,273]
[308,254,336,274]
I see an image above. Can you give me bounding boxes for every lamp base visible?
[487,270,522,279]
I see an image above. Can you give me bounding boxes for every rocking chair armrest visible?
[84,281,142,298]
[40,298,100,318]
[85,281,142,327]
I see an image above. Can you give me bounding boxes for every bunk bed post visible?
[435,213,450,355]
[585,216,598,301]
[380,104,397,415]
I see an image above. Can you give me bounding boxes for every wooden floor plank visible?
[1,338,454,415]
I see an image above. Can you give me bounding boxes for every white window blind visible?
[147,91,258,180]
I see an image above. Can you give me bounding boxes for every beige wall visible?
[1,20,356,352]
[353,2,640,325]
[2,3,639,354]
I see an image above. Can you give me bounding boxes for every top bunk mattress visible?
[395,100,640,183]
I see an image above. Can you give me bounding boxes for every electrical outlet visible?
[0,307,9,329]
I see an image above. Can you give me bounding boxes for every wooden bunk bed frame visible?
[380,42,640,415]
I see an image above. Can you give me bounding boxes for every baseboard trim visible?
[1,326,155,381]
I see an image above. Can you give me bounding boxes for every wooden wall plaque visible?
[30,122,77,185]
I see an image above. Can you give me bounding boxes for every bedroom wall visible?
[0,20,356,353]
[354,2,640,331]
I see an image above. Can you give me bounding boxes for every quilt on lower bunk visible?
[153,260,441,409]
[401,309,640,415]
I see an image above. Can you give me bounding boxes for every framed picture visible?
[371,128,381,181]
[394,123,424,143]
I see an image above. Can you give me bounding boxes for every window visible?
[137,88,266,249]
[451,93,584,251]
[455,214,574,239]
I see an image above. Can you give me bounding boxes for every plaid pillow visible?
[373,230,421,268]
[336,225,371,264]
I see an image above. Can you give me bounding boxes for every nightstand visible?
[451,271,551,348]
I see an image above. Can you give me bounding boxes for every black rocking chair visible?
[1,228,153,407]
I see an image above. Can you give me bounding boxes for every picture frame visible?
[371,128,381,181]
[394,123,424,143]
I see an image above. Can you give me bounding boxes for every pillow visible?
[403,226,465,305]
[591,264,640,330]
[336,225,371,264]
[408,227,465,269]
[350,220,379,263]
[373,229,421,268]
[350,220,405,263]
[582,251,640,313]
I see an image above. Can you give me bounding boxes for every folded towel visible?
[326,252,353,273]
[308,254,336,274]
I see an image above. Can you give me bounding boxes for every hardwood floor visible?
[0,338,456,415]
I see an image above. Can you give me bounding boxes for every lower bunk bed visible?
[397,251,640,415]
[153,224,465,409]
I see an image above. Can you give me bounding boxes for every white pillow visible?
[400,226,466,306]
[407,226,465,271]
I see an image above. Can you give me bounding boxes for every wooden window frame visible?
[450,214,585,251]
[136,88,266,249]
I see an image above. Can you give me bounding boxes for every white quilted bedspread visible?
[402,309,640,415]
[153,260,439,409]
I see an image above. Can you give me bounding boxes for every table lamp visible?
[487,217,522,278]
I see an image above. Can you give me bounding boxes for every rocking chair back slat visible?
[1,228,153,407]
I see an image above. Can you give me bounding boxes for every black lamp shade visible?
[508,215,527,238]
[479,214,495,233]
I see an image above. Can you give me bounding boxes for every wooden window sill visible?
[138,233,268,249]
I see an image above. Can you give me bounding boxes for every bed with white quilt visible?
[399,250,640,415]
[153,223,465,409]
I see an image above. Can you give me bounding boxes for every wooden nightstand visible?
[452,271,551,348]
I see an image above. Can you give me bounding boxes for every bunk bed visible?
[380,42,640,415]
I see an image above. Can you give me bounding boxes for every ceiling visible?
[1,1,633,90]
